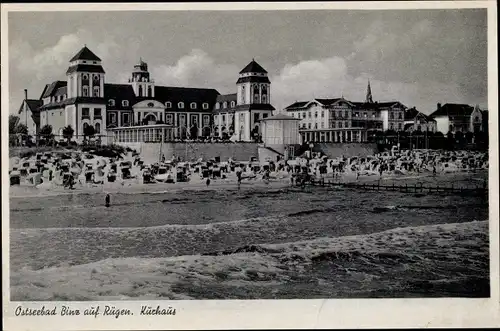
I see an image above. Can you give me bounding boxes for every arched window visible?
[108,99,115,106]
[230,101,235,108]
[241,86,246,104]
[253,84,259,103]
[215,102,220,109]
[190,102,197,109]
[122,100,129,107]
[178,102,184,109]
[202,103,209,110]
[165,101,172,108]
[82,74,89,81]
[261,85,267,104]
[92,74,100,83]
[93,86,100,97]
[95,122,101,134]
[223,101,227,108]
[82,86,89,97]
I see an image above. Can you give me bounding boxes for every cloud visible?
[9,29,120,80]
[270,55,467,114]
[151,49,239,92]
[348,19,434,61]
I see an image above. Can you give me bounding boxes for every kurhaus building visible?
[18,46,275,143]
[284,81,406,143]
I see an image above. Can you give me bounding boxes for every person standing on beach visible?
[206,178,211,187]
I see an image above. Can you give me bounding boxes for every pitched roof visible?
[314,98,343,106]
[284,101,310,109]
[40,81,67,98]
[216,93,237,103]
[104,84,136,110]
[54,86,67,97]
[18,99,43,114]
[404,107,419,120]
[152,86,220,112]
[429,103,475,118]
[69,46,102,62]
[239,60,267,74]
[261,113,299,121]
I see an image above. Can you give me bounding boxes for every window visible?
[138,86,143,97]
[241,86,246,104]
[332,122,336,128]
[165,102,172,108]
[122,100,129,107]
[345,121,348,128]
[223,102,227,108]
[230,101,235,108]
[364,112,367,118]
[215,103,220,109]
[82,86,89,97]
[321,122,324,129]
[190,102,197,109]
[203,115,210,125]
[344,111,348,118]
[178,102,184,109]
[191,115,198,125]
[166,114,173,125]
[82,74,89,80]
[60,111,62,116]
[308,112,311,118]
[314,112,318,118]
[93,86,100,97]
[202,103,209,110]
[321,111,325,118]
[180,114,186,125]
[302,112,306,118]
[398,112,402,119]
[108,112,117,124]
[390,112,394,119]
[390,123,394,130]
[95,122,101,134]
[308,123,311,129]
[262,95,267,103]
[94,108,102,119]
[122,113,130,125]
[263,113,268,119]
[339,122,343,128]
[147,102,154,107]
[108,99,115,106]
[253,85,259,103]
[148,86,152,97]
[314,123,318,129]
[82,108,90,119]
[254,113,259,123]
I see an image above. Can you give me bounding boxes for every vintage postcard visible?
[2,1,499,330]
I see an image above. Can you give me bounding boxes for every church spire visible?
[365,79,373,103]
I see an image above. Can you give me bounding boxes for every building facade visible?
[18,46,275,143]
[284,81,407,143]
[429,103,485,134]
[403,107,437,132]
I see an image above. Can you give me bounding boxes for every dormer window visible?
[122,100,129,107]
[178,102,184,109]
[108,99,115,106]
[165,101,172,108]
[223,102,227,108]
[215,103,220,109]
[230,101,235,108]
[190,102,197,109]
[202,103,209,110]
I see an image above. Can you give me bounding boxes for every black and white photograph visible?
[2,2,498,328]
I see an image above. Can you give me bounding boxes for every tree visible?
[83,124,96,140]
[62,125,74,143]
[39,124,54,146]
[9,115,20,134]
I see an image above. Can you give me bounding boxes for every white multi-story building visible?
[17,46,275,143]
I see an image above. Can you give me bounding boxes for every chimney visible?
[24,89,28,100]
[437,103,442,110]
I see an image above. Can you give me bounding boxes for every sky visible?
[8,9,488,115]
